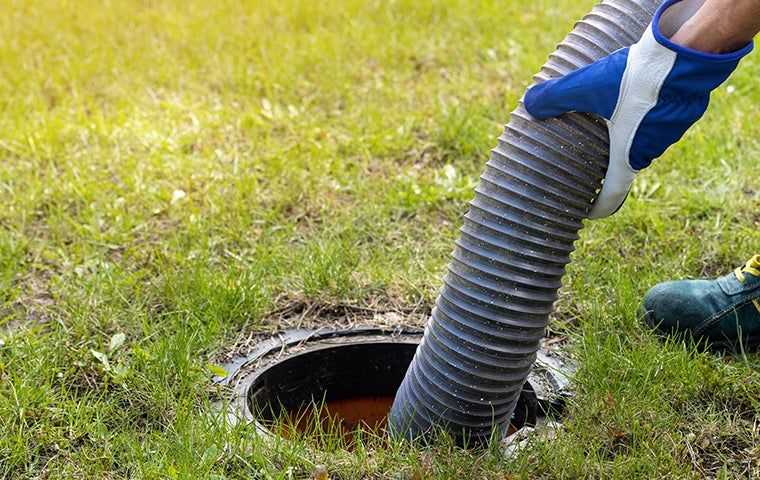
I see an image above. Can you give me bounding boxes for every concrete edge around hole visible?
[211,326,576,444]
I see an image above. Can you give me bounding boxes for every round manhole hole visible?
[219,328,543,443]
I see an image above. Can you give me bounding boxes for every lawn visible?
[1,0,759,478]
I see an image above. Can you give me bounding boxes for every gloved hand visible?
[524,0,753,219]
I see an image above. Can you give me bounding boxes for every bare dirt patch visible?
[217,295,430,363]
[1,269,56,337]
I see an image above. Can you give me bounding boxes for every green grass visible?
[1,0,759,477]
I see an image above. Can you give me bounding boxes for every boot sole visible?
[642,309,760,353]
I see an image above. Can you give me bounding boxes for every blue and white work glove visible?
[524,0,753,219]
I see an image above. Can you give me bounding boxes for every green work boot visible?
[642,255,760,350]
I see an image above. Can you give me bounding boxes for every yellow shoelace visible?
[735,254,760,283]
[736,255,760,314]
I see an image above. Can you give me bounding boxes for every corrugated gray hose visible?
[389,0,663,445]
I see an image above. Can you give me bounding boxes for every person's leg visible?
[642,255,760,350]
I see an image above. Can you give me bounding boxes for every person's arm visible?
[671,0,760,53]
[524,0,756,219]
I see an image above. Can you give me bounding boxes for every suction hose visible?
[389,0,663,445]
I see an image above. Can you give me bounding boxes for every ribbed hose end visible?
[389,0,663,446]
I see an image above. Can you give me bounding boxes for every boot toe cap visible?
[641,280,711,338]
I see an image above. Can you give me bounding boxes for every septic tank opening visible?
[245,340,538,443]
[215,327,571,447]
